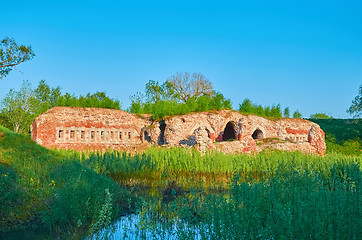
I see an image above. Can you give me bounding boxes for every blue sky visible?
[1,0,361,118]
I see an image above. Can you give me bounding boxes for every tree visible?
[145,80,176,103]
[239,99,253,114]
[310,113,333,119]
[0,37,35,79]
[283,107,290,118]
[347,84,362,118]
[0,81,40,133]
[55,91,121,109]
[167,72,213,102]
[34,80,62,113]
[293,110,302,119]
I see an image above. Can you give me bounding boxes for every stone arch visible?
[252,128,264,140]
[223,121,237,141]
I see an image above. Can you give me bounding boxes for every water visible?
[89,214,204,240]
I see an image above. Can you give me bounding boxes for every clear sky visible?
[1,0,361,118]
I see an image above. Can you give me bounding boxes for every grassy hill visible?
[309,119,361,155]
[0,126,137,238]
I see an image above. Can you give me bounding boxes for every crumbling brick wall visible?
[32,107,326,155]
[159,110,326,155]
[31,107,151,151]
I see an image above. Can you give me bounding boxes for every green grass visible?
[0,126,137,237]
[309,118,361,156]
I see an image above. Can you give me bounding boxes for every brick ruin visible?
[31,107,326,155]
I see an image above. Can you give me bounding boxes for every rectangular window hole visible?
[70,130,75,139]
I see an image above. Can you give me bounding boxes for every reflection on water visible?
[89,214,203,240]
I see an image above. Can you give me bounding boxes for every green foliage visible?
[0,80,41,133]
[310,113,333,119]
[347,84,362,118]
[309,118,361,144]
[0,80,120,134]
[165,166,361,239]
[309,118,362,156]
[0,164,23,228]
[0,126,136,234]
[145,80,176,103]
[238,99,282,118]
[130,92,231,119]
[90,148,361,239]
[293,110,302,119]
[55,91,120,109]
[283,107,290,118]
[0,37,35,79]
[81,147,362,184]
[34,80,62,113]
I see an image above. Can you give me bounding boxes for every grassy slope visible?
[0,126,137,235]
[309,118,361,155]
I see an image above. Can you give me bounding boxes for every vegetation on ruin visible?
[129,76,232,119]
[238,98,303,119]
[130,92,232,120]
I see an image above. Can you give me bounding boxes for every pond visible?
[89,214,204,240]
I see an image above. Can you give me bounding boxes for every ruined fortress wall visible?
[32,107,326,155]
[31,107,151,151]
[161,110,326,155]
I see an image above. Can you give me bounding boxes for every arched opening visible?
[252,129,264,140]
[223,122,237,141]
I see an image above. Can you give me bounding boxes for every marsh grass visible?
[79,147,361,239]
[0,126,137,238]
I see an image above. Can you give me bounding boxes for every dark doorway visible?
[143,131,152,143]
[223,122,237,141]
[252,129,264,140]
[158,120,166,145]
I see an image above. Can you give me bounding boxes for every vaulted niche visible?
[158,120,166,145]
[223,122,237,141]
[252,129,264,140]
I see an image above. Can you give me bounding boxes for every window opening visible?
[81,131,85,140]
[58,130,64,139]
[70,130,75,139]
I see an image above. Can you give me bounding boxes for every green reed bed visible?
[95,162,361,240]
[81,147,361,185]
[80,148,361,239]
